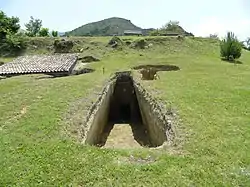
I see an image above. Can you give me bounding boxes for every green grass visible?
[0,57,15,63]
[0,37,250,186]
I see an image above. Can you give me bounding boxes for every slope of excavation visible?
[82,71,175,149]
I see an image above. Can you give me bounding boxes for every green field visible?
[0,36,250,186]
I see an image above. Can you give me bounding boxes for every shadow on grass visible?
[221,58,243,64]
[0,74,69,80]
[35,74,69,80]
[0,76,7,80]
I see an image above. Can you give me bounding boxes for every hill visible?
[66,17,154,36]
[67,17,193,37]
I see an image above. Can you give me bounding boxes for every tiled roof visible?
[0,54,78,75]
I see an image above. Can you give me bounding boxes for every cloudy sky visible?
[1,0,249,40]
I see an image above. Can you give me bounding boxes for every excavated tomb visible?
[81,71,176,148]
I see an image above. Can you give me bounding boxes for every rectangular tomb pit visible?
[81,71,175,148]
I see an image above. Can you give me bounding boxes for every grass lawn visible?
[0,57,15,63]
[0,37,250,186]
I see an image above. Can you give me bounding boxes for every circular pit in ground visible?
[133,64,180,80]
[133,64,180,72]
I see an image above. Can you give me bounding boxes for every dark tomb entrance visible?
[97,73,151,147]
[108,74,141,124]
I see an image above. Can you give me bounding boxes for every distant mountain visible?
[66,17,152,36]
[58,32,65,37]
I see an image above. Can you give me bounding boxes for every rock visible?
[148,43,153,47]
[78,55,100,63]
[46,46,54,50]
[111,41,118,48]
[73,40,80,44]
[80,46,90,52]
[229,55,235,62]
[54,39,74,53]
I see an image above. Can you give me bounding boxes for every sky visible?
[1,0,249,40]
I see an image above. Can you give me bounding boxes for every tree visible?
[0,11,26,56]
[220,32,242,61]
[162,21,181,32]
[0,11,20,39]
[150,20,188,36]
[51,30,58,37]
[25,16,42,37]
[38,28,49,37]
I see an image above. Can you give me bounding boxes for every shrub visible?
[220,32,242,61]
[38,28,49,37]
[0,33,26,56]
[52,30,58,37]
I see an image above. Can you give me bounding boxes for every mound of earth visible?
[131,39,147,49]
[72,67,95,75]
[108,36,123,48]
[54,39,74,53]
[78,55,100,63]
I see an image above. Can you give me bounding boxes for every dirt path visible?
[104,124,143,149]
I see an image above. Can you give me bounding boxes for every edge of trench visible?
[80,71,177,148]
